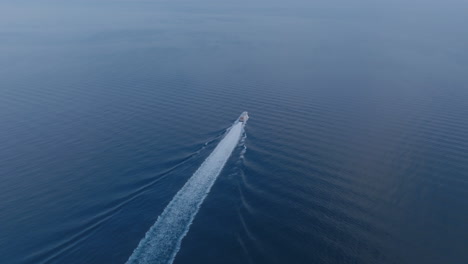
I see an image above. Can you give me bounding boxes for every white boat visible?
[239,111,249,122]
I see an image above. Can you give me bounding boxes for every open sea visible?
[1,0,468,263]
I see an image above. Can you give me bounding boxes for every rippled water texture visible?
[1,0,467,263]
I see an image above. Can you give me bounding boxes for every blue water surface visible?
[1,0,468,263]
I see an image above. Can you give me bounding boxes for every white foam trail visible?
[127,121,245,264]
[239,132,247,160]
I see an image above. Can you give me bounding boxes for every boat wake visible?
[126,116,246,264]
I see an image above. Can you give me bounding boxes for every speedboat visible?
[239,111,249,122]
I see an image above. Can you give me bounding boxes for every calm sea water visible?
[1,0,468,263]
